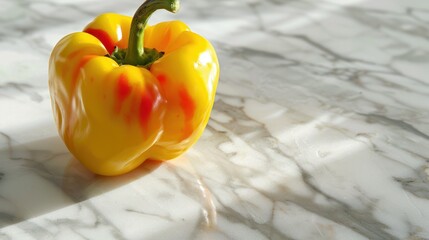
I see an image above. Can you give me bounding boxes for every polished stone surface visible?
[1,0,429,239]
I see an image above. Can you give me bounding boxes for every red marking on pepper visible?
[139,88,154,129]
[179,87,196,138]
[84,28,115,54]
[156,74,168,86]
[117,74,131,102]
[115,74,132,113]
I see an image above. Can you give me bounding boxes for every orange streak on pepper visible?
[139,90,153,130]
[179,86,196,139]
[72,56,94,85]
[66,55,94,141]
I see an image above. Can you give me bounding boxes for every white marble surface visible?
[1,0,429,239]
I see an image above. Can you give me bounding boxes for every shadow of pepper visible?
[62,157,162,201]
[0,134,162,228]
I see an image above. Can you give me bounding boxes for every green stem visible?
[124,0,180,66]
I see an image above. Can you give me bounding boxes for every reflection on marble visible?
[1,0,429,239]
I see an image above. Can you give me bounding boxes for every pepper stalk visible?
[122,0,180,67]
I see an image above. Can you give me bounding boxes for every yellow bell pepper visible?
[48,0,219,176]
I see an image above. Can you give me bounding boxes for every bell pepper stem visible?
[124,0,180,66]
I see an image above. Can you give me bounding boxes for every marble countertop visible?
[1,0,429,239]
